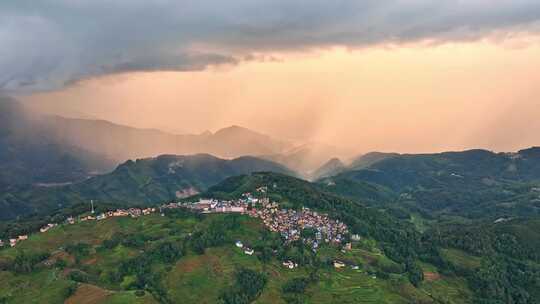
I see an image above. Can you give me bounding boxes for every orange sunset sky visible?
[25,39,540,154]
[2,1,540,154]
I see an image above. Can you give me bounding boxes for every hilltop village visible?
[163,186,350,250]
[2,187,350,260]
[1,207,157,248]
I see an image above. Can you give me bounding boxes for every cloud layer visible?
[2,0,540,92]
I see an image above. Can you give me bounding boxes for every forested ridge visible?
[207,172,540,303]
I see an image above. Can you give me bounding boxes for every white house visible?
[40,223,57,233]
[333,261,346,269]
[244,248,254,255]
[282,260,298,269]
[235,241,244,248]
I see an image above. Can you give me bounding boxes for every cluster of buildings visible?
[248,200,349,250]
[2,183,353,266]
[0,235,29,248]
[175,187,350,253]
[80,207,157,222]
[97,207,156,220]
[171,194,266,214]
[192,198,246,213]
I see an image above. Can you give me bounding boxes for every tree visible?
[219,268,267,304]
[11,251,49,274]
[282,277,309,294]
[405,260,424,287]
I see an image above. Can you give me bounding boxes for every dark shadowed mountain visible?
[332,149,540,191]
[320,148,540,219]
[349,152,400,169]
[0,98,115,190]
[0,154,295,220]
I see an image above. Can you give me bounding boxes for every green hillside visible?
[349,152,400,170]
[0,155,295,220]
[205,172,540,303]
[204,172,419,252]
[2,172,540,303]
[0,211,470,304]
[321,148,540,219]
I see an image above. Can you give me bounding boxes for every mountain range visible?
[0,153,294,220]
[4,98,346,178]
[2,171,540,303]
[2,100,540,303]
[4,97,540,223]
[321,148,540,219]
[44,116,349,176]
[43,116,293,162]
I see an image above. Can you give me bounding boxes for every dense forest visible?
[206,172,540,303]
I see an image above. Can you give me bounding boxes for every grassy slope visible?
[0,214,474,304]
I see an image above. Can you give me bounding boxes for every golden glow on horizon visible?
[25,39,540,154]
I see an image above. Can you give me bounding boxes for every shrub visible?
[68,270,89,283]
[11,251,49,273]
[219,268,267,304]
[282,277,310,294]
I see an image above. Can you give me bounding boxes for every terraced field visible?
[0,213,473,303]
[310,270,408,304]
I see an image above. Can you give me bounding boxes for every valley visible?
[2,97,540,304]
[1,171,540,303]
[0,154,294,220]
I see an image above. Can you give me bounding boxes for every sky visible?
[2,1,540,153]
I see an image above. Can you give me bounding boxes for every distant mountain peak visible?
[310,157,346,180]
[324,157,345,166]
[29,113,294,162]
[214,125,264,137]
[221,124,245,130]
[350,152,400,169]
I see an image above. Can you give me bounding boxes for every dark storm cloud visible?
[1,0,540,92]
